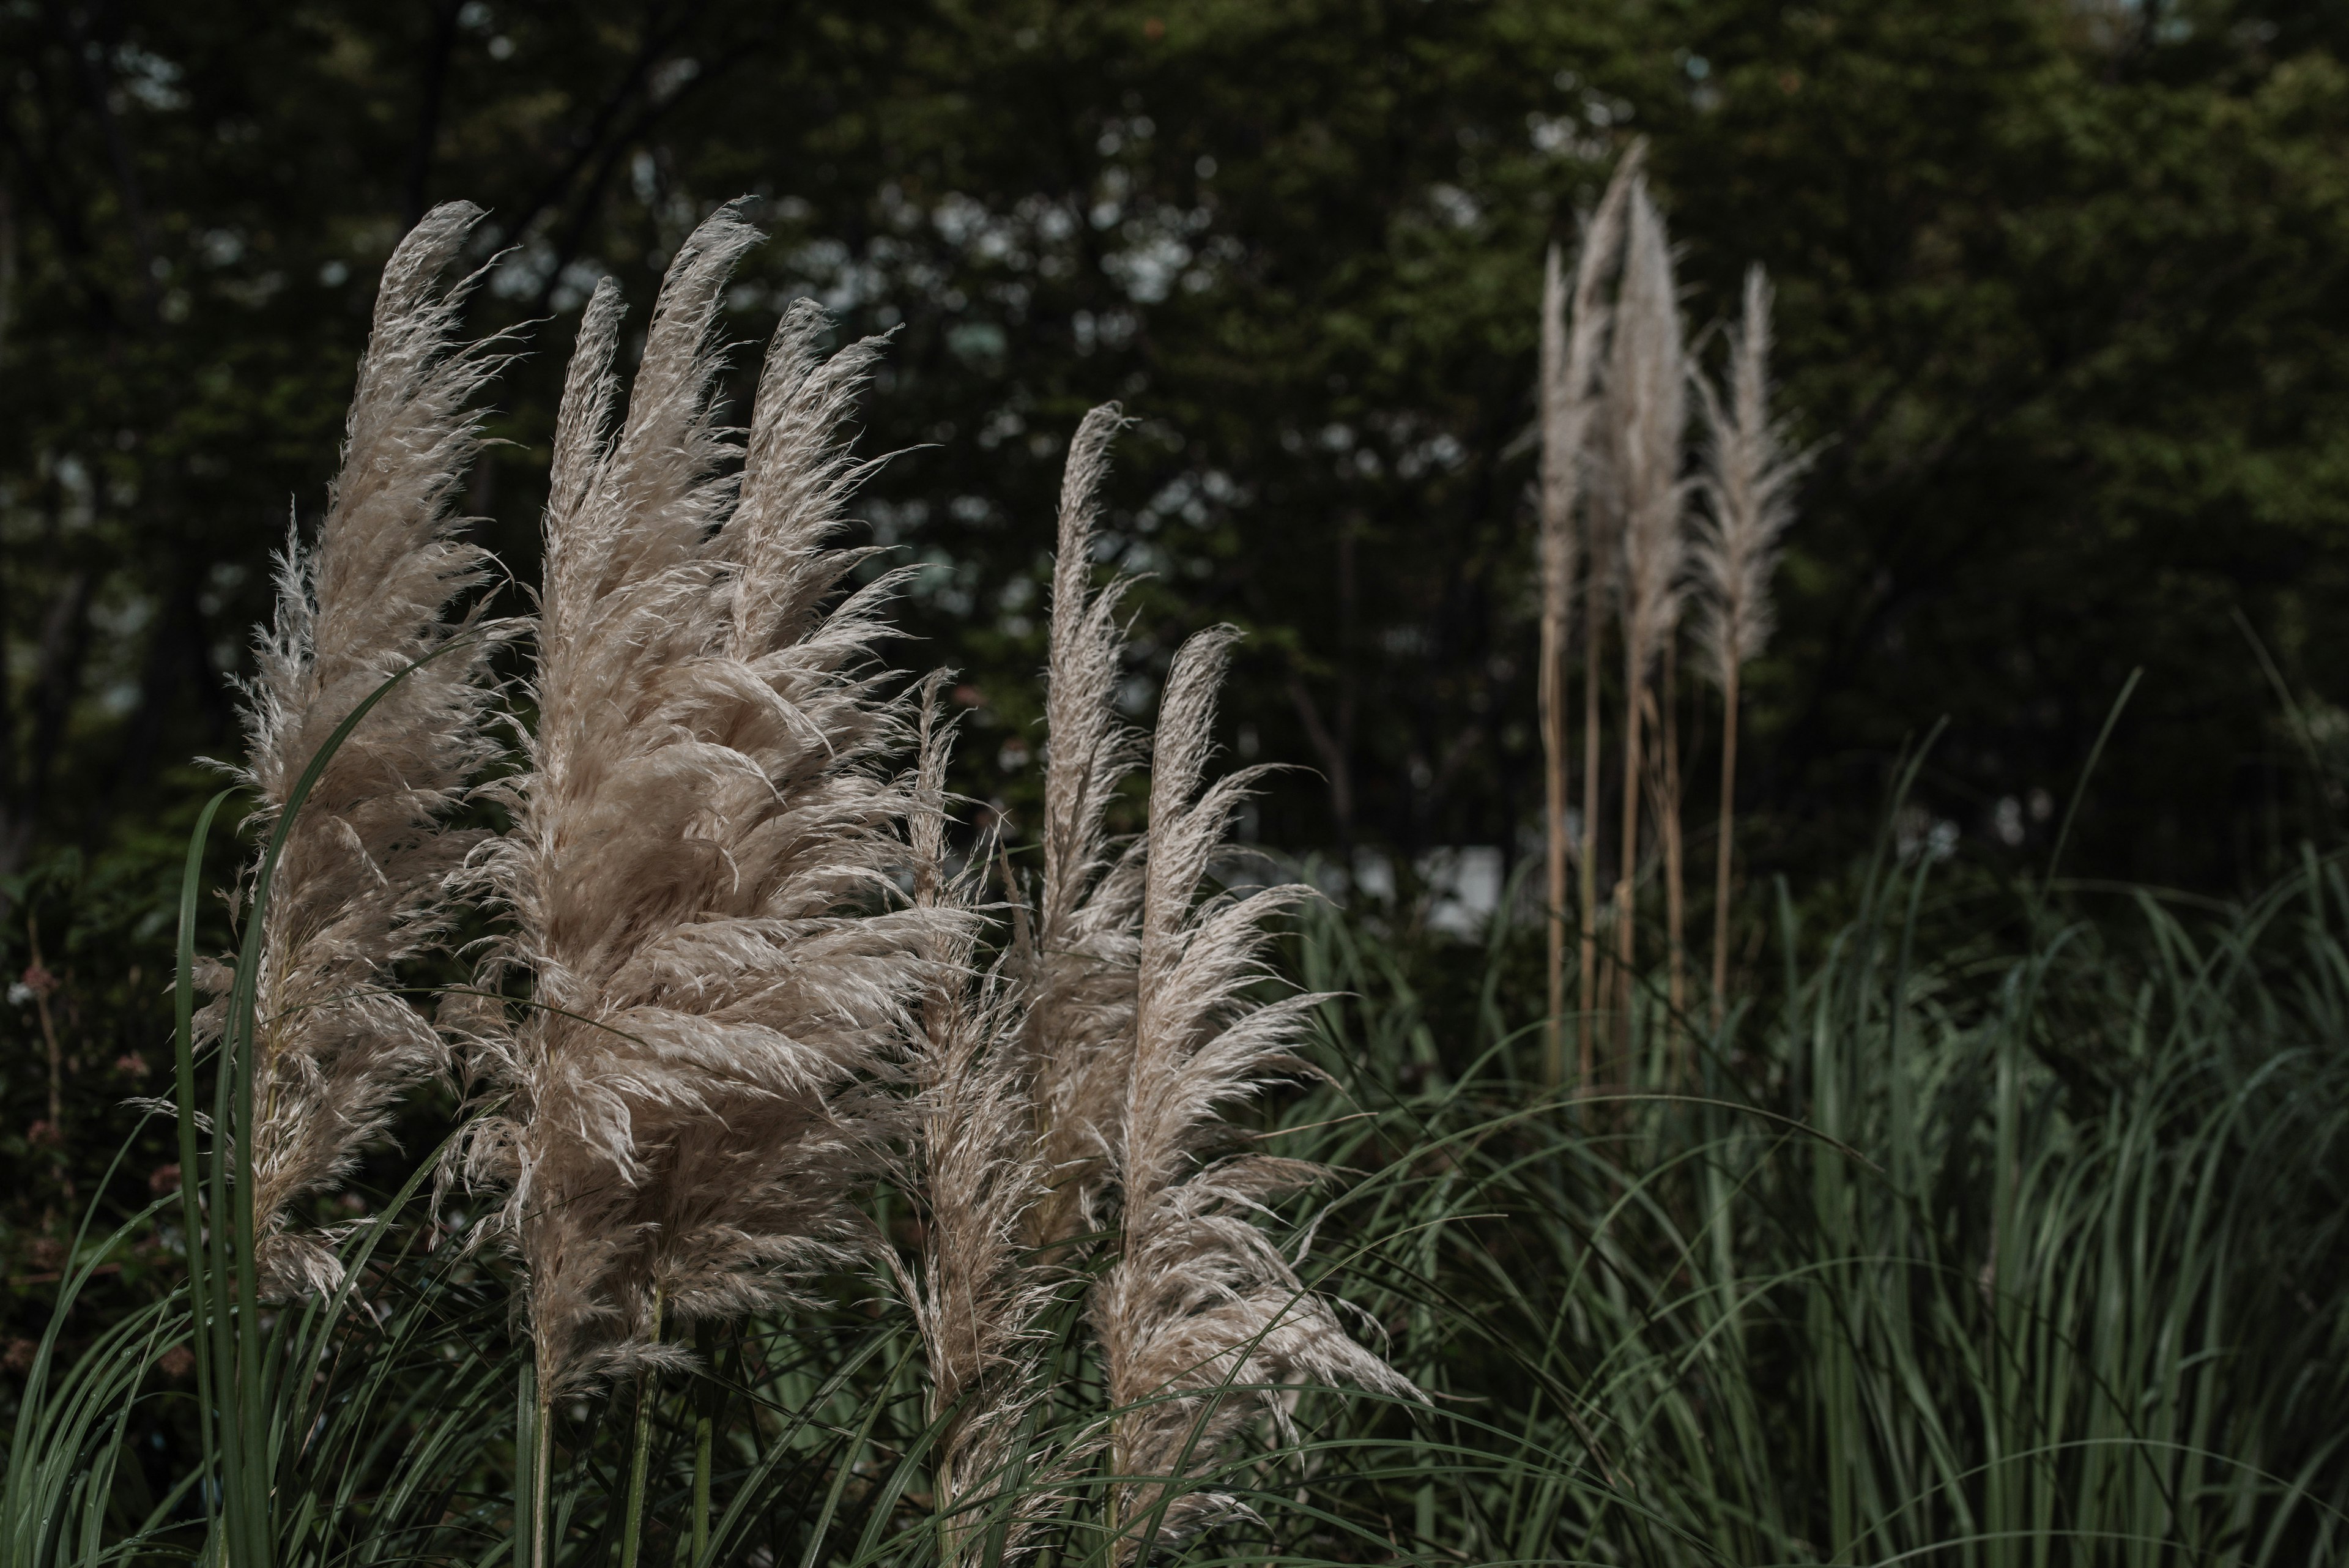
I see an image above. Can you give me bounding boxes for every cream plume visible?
[901,680,1060,1561]
[1538,141,1644,642]
[1021,404,1147,1253]
[1595,177,1691,1061]
[466,207,938,1397]
[226,201,510,1299]
[1606,178,1690,680]
[1694,266,1806,686]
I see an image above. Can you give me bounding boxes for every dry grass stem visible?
[1648,644,1690,1050]
[1093,625,1415,1562]
[1538,143,1642,1093]
[220,201,511,1299]
[1600,179,1689,1079]
[465,207,937,1400]
[1694,266,1806,1022]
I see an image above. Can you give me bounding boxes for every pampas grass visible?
[1537,146,1641,1094]
[995,407,1414,1559]
[1694,266,1805,1023]
[902,678,1058,1561]
[1597,177,1688,1074]
[894,407,1148,1562]
[1021,404,1146,1254]
[905,409,1416,1562]
[1093,622,1416,1562]
[221,200,509,1300]
[462,210,938,1565]
[139,197,1759,1568]
[899,404,1149,1558]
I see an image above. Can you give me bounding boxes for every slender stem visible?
[621,1289,666,1568]
[690,1319,717,1567]
[200,645,453,1568]
[1614,652,1644,1108]
[1540,607,1570,1090]
[1578,575,1606,1101]
[518,1359,544,1568]
[534,1395,554,1568]
[1660,639,1687,1060]
[1711,663,1741,1029]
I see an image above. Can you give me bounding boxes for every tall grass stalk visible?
[1694,266,1806,1026]
[1577,553,1608,1099]
[1537,146,1641,1092]
[1022,403,1145,1258]
[1601,176,1688,1084]
[1656,637,1688,1038]
[166,635,475,1568]
[900,673,1056,1564]
[1096,621,1415,1562]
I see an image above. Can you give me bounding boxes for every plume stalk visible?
[902,679,1060,1561]
[1091,614,1416,1561]
[1021,404,1147,1255]
[1538,143,1642,1096]
[1598,178,1689,1077]
[1694,266,1806,1024]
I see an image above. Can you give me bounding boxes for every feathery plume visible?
[1693,267,1803,692]
[466,209,935,1416]
[223,201,510,1299]
[1598,178,1689,1075]
[901,679,1061,1559]
[1538,143,1642,1093]
[1022,404,1147,1253]
[1093,626,1415,1561]
[1609,182,1688,687]
[1694,266,1806,1022]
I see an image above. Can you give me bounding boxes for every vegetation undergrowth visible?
[7,812,2348,1564]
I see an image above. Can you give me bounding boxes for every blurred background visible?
[7,0,2349,1159]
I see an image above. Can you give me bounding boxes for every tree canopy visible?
[6,0,2348,903]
